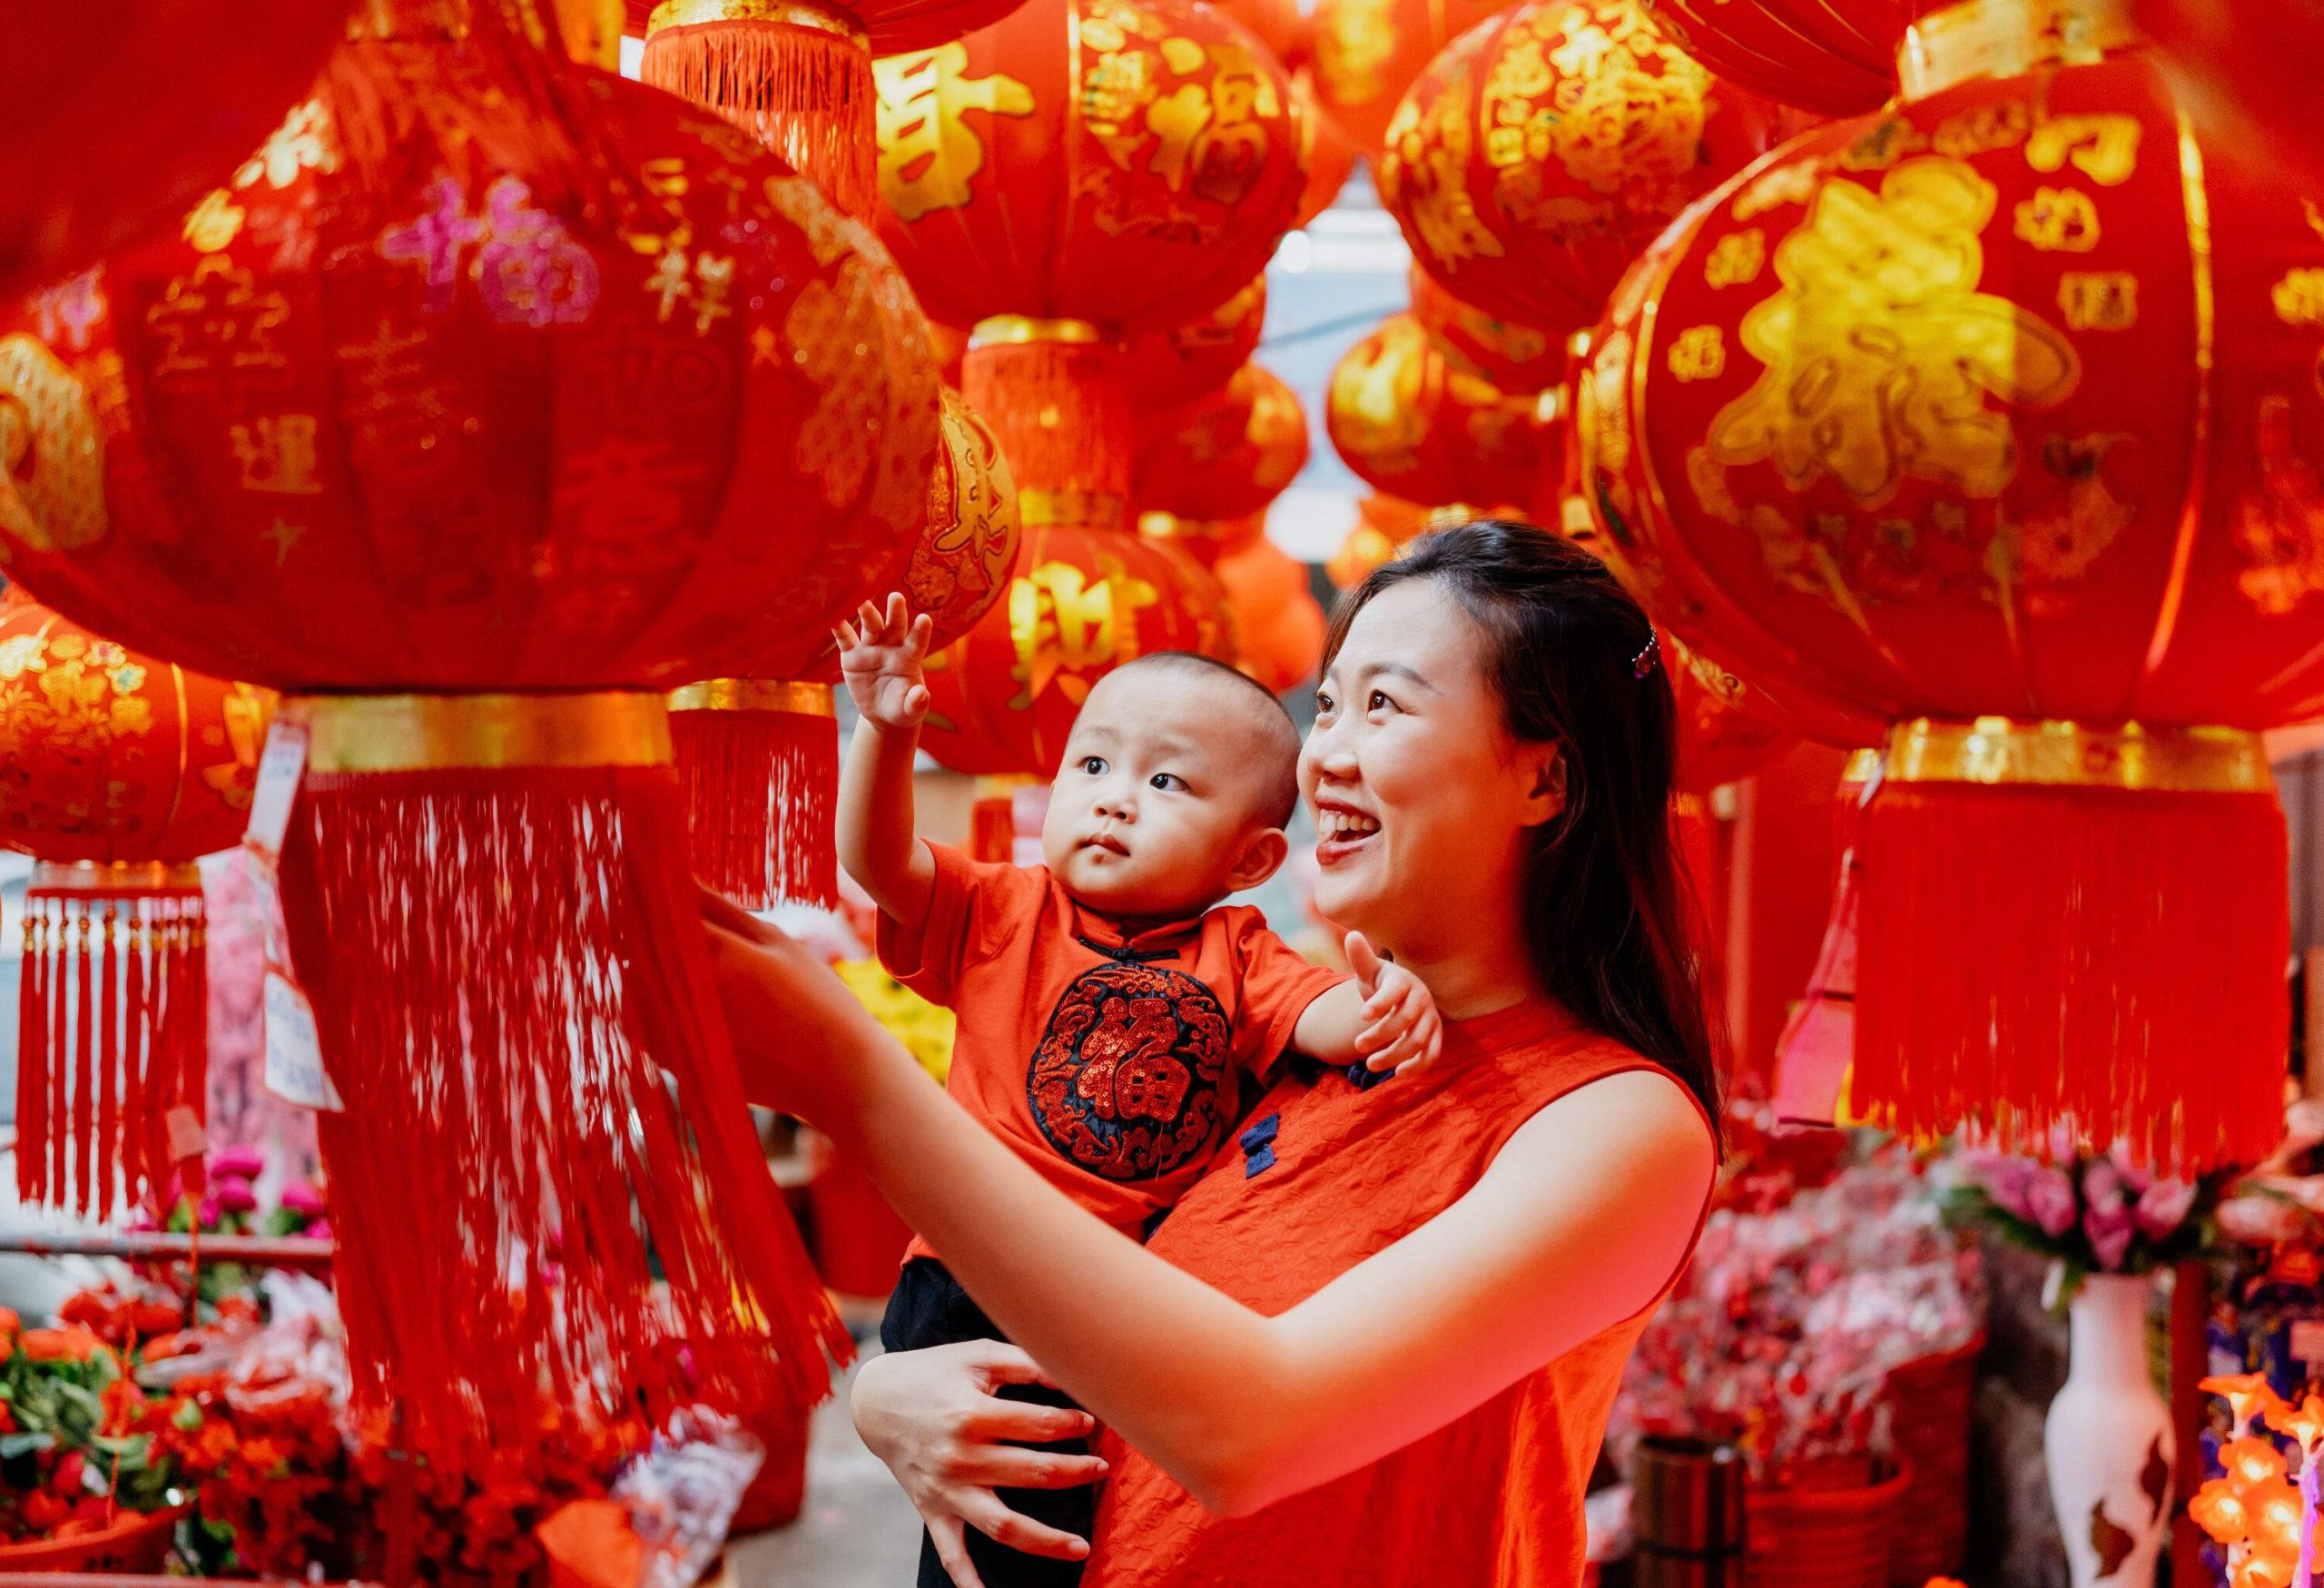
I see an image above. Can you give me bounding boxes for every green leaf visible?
[0,1431,54,1459]
[172,1398,204,1433]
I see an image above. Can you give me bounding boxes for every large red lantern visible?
[1577,3,2323,1169]
[0,1,937,1465]
[1135,361,1311,522]
[0,590,271,1220]
[1,4,357,297]
[1118,276,1268,410]
[1306,0,1514,154]
[1329,313,1558,507]
[1376,0,1791,337]
[1640,0,1904,115]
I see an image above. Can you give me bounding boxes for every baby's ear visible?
[1226,825,1292,893]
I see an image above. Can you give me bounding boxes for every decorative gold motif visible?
[231,414,326,496]
[1666,325,1725,382]
[183,190,247,253]
[1019,488,1128,530]
[233,100,340,192]
[144,258,292,395]
[1311,0,1396,110]
[1932,100,2031,159]
[1079,0,1283,212]
[1732,162,1822,223]
[2056,271,2138,330]
[649,0,867,44]
[2013,186,2101,252]
[1008,559,1157,709]
[874,44,1035,223]
[784,258,929,534]
[667,679,839,714]
[1884,717,2270,794]
[2235,394,2324,616]
[28,861,207,894]
[1703,230,1766,289]
[969,316,1103,349]
[0,336,108,555]
[1382,61,1502,270]
[1704,158,2080,507]
[294,693,674,774]
[0,627,154,761]
[2274,268,2324,328]
[2024,113,2142,187]
[1897,0,2137,102]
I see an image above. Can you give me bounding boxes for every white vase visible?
[2045,1271,2175,1588]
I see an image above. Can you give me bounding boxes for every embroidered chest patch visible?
[1026,960,1232,1182]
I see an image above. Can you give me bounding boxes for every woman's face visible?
[1299,577,1561,957]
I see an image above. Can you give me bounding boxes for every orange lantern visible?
[0,591,271,1221]
[1118,276,1268,410]
[1215,0,1305,64]
[1576,1,2324,1169]
[2,4,356,296]
[1329,313,1558,507]
[1215,531,1325,690]
[1377,0,1791,338]
[1326,492,1501,587]
[1292,69,1358,225]
[0,2,934,1464]
[1640,0,1903,115]
[1307,0,1514,154]
[1135,361,1311,522]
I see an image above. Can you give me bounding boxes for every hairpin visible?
[1631,629,1661,681]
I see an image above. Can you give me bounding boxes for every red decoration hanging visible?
[1329,313,1559,508]
[1306,0,1516,155]
[0,590,271,1220]
[0,0,939,1466]
[1291,68,1357,227]
[1214,530,1326,692]
[1376,0,1791,337]
[1135,361,1311,523]
[1576,0,2323,1169]
[1409,267,1567,390]
[1118,276,1268,411]
[0,3,357,297]
[1640,0,1904,115]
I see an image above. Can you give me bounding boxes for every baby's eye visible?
[1149,773,1186,792]
[1081,755,1108,775]
[1314,691,1335,716]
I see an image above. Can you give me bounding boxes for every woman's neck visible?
[1380,893,1538,1021]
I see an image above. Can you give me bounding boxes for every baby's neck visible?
[1070,890,1227,937]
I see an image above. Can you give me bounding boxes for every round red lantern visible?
[1292,68,1358,225]
[0,3,932,1465]
[1135,361,1311,522]
[1,4,357,297]
[0,589,271,1220]
[1640,0,1903,115]
[1215,531,1325,691]
[1409,266,1568,389]
[1376,0,1791,337]
[1118,276,1268,411]
[1329,313,1559,507]
[1576,2,2322,1169]
[1307,0,1515,154]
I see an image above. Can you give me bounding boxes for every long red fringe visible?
[669,704,841,909]
[1855,781,2289,1173]
[13,888,209,1221]
[275,762,847,1471]
[962,339,1134,508]
[641,18,875,220]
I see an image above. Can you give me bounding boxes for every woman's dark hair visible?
[1321,518,1722,1143]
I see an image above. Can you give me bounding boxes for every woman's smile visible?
[1313,798,1380,867]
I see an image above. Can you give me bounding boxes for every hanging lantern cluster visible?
[1577,0,2324,1170]
[1330,312,1560,508]
[0,0,942,1466]
[1640,0,1903,115]
[1136,361,1313,524]
[1306,0,1514,154]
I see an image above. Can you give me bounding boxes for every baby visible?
[834,594,1442,1588]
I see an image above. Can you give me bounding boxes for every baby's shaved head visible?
[1086,653,1303,830]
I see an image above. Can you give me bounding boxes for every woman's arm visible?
[704,908,1713,1516]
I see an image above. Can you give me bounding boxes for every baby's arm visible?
[835,594,940,941]
[1293,932,1443,1078]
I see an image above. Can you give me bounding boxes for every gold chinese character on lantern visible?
[2024,113,2142,187]
[2056,271,2138,331]
[230,413,325,496]
[2013,186,2101,252]
[1667,325,1725,382]
[2274,267,2324,328]
[1703,230,1765,289]
[1009,561,1159,708]
[875,44,1037,223]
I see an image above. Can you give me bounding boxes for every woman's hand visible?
[698,889,900,1129]
[852,1342,1108,1588]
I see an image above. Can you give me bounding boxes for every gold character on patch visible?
[875,45,1037,223]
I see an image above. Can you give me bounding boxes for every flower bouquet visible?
[133,1146,330,1308]
[1938,1146,2221,1306]
[0,1307,185,1563]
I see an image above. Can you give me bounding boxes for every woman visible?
[703,521,1721,1587]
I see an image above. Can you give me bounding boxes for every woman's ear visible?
[1226,825,1292,893]
[1517,742,1567,828]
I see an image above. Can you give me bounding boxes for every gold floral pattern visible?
[0,335,108,555]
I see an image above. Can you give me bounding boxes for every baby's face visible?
[1041,666,1286,921]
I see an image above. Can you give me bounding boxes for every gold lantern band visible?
[647,0,868,45]
[1882,717,2272,794]
[969,316,1105,350]
[28,861,206,894]
[1898,0,2139,100]
[666,678,838,715]
[294,693,674,774]
[1840,746,1884,784]
[1020,488,1128,531]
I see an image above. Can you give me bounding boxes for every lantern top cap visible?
[1897,0,2140,100]
[970,315,1106,350]
[647,0,869,46]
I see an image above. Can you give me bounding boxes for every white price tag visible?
[244,716,310,866]
[264,969,343,1111]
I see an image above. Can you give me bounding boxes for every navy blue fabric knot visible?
[1239,1112,1279,1178]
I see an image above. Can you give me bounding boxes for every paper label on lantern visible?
[2291,1319,2324,1366]
[245,717,309,866]
[264,970,343,1112]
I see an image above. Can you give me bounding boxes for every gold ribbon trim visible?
[1898,0,2139,100]
[1840,746,1885,784]
[1883,717,2271,794]
[28,861,206,895]
[648,0,867,44]
[294,693,673,774]
[969,316,1104,350]
[666,678,839,715]
[1019,488,1127,530]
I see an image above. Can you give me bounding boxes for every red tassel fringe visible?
[1855,781,2289,1173]
[962,340,1135,508]
[641,18,876,220]
[669,705,841,910]
[275,763,848,1471]
[13,887,209,1221]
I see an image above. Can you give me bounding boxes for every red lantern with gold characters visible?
[0,590,271,1222]
[1118,276,1269,411]
[1135,361,1312,523]
[1577,0,2324,1170]
[1306,0,1515,154]
[1377,0,1792,339]
[1,3,358,297]
[0,0,942,1467]
[1640,0,1903,115]
[1409,266,1566,390]
[1330,313,1559,507]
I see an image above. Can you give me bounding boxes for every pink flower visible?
[1964,1152,2037,1222]
[2083,1159,2130,1220]
[194,1197,222,1228]
[2086,1205,2137,1271]
[304,1218,332,1244]
[279,1179,327,1218]
[212,1179,259,1215]
[2133,1179,2198,1240]
[2025,1168,2080,1238]
[211,1144,265,1182]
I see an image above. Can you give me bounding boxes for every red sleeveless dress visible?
[1086,1001,1708,1588]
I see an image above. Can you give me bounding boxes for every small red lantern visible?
[0,590,271,1220]
[1376,0,1790,337]
[1306,0,1515,154]
[1136,362,1311,523]
[1409,267,1567,390]
[1118,277,1268,411]
[1640,0,1903,115]
[1329,313,1558,508]
[1326,492,1509,587]
[1215,530,1325,691]
[1577,5,2324,1169]
[1,4,357,296]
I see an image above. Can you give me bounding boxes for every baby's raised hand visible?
[1348,932,1443,1079]
[837,593,934,732]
